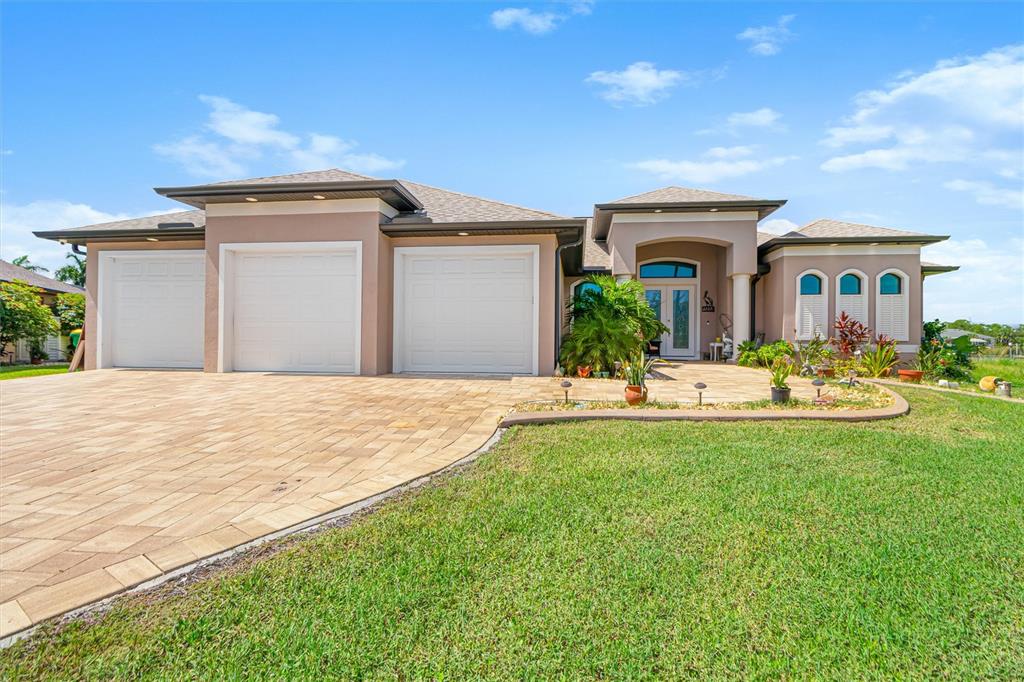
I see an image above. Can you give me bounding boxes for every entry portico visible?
[591,187,786,360]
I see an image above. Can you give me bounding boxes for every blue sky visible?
[2,1,1022,322]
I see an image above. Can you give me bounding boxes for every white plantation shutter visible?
[837,293,867,325]
[797,295,827,339]
[876,271,909,341]
[876,293,908,340]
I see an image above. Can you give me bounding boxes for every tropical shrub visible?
[769,356,793,389]
[55,252,86,287]
[0,280,59,362]
[794,336,830,375]
[623,352,655,388]
[832,312,871,357]
[917,320,973,380]
[860,336,899,378]
[560,275,668,373]
[737,339,793,368]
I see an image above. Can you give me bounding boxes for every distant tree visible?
[0,280,59,361]
[11,255,48,273]
[942,319,1023,345]
[54,252,86,287]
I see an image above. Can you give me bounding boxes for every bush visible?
[832,312,871,357]
[55,292,85,335]
[860,336,899,378]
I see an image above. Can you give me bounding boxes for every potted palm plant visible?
[769,356,793,403]
[624,352,655,405]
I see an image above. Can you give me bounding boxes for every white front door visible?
[394,246,538,374]
[645,285,696,358]
[100,251,205,369]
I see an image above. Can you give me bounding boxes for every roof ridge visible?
[213,168,378,185]
[398,178,567,219]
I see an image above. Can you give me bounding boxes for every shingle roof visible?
[784,218,931,240]
[0,260,84,294]
[607,186,760,204]
[203,169,568,222]
[582,219,611,270]
[43,210,205,234]
[209,168,375,185]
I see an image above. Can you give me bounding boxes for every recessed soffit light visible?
[313,194,326,200]
[457,232,470,236]
[709,208,719,212]
[245,197,258,202]
[146,237,159,242]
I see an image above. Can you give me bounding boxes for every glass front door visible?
[645,285,695,357]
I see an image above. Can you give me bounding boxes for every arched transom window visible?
[639,261,697,278]
[796,271,828,339]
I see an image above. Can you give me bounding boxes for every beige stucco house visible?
[35,169,957,375]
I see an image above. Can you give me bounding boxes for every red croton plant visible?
[832,312,871,357]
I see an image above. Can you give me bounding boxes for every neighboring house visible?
[0,259,84,363]
[941,328,995,347]
[34,169,958,375]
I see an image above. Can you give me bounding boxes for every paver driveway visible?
[0,365,816,636]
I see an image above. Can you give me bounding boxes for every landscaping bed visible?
[4,388,1020,678]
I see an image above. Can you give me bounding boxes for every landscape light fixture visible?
[812,377,825,398]
[694,382,707,406]
[560,380,573,404]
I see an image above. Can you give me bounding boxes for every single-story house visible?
[941,328,995,347]
[34,169,958,375]
[0,259,84,363]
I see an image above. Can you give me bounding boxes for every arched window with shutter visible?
[795,270,828,340]
[835,269,868,327]
[875,270,909,340]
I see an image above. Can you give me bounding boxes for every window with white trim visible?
[796,271,828,339]
[875,270,909,340]
[836,270,868,326]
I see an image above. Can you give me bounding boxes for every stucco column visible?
[731,273,751,351]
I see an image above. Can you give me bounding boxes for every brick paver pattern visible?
[0,364,817,636]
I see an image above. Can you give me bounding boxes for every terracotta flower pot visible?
[817,368,835,378]
[897,369,924,383]
[30,358,43,365]
[625,385,647,405]
[577,366,592,378]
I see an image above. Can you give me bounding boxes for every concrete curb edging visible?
[499,384,909,427]
[0,428,509,649]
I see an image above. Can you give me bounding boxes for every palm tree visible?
[55,252,86,287]
[11,255,48,273]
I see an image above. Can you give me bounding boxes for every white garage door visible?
[103,252,205,368]
[395,246,536,374]
[229,246,360,373]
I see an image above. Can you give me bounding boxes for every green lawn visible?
[3,389,1022,679]
[972,357,1024,387]
[0,364,69,381]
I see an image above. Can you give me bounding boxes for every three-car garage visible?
[95,243,540,376]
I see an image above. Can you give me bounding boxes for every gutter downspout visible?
[750,262,771,342]
[72,244,87,256]
[554,227,585,374]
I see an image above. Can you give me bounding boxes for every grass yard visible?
[3,388,1022,679]
[972,357,1024,387]
[0,364,69,381]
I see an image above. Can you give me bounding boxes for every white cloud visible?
[0,201,134,272]
[490,8,560,35]
[155,96,404,179]
[629,145,796,183]
[585,62,686,106]
[944,179,1024,210]
[737,15,795,56]
[490,1,593,34]
[759,218,799,235]
[922,237,1024,323]
[821,45,1024,177]
[699,107,784,135]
